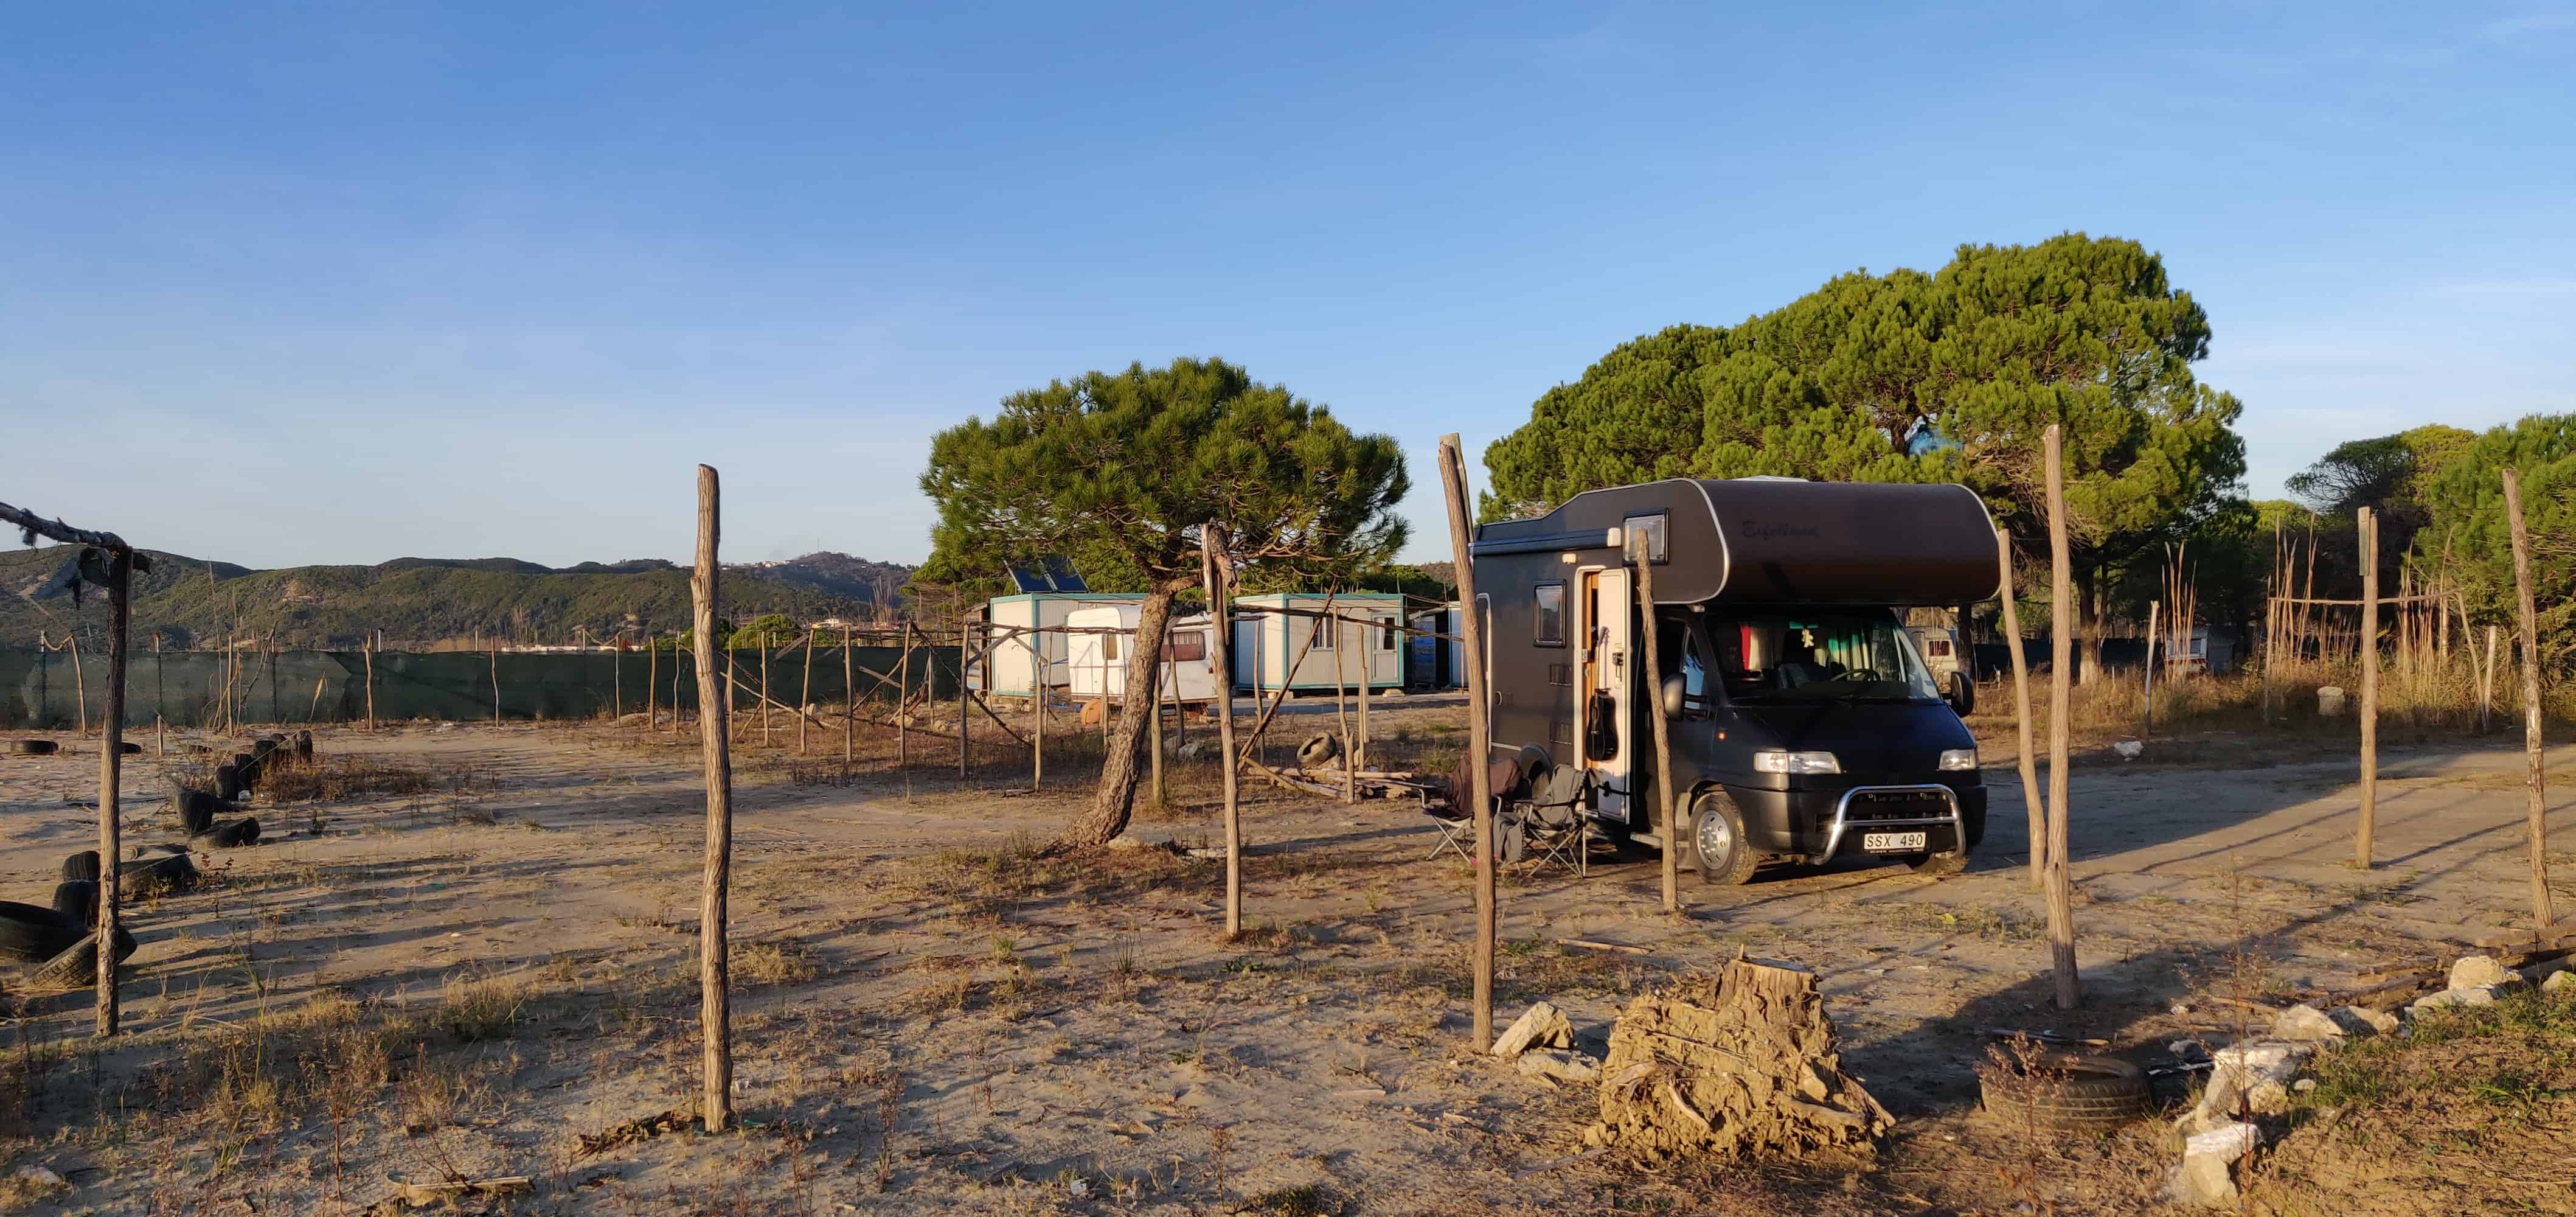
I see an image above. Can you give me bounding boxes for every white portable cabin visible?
[974,593,1144,700]
[1407,601,1465,691]
[1064,606,1226,706]
[1230,593,1407,694]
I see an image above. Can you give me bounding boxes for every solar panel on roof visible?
[1042,556,1087,592]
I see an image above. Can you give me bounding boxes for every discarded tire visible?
[28,928,139,990]
[119,852,200,897]
[1297,733,1342,769]
[193,817,260,849]
[9,740,58,756]
[292,730,314,757]
[1976,1053,2152,1133]
[233,751,260,787]
[61,850,101,883]
[214,764,243,800]
[173,787,230,835]
[0,902,84,963]
[51,880,97,925]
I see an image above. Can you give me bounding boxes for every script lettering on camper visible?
[1741,520,1821,541]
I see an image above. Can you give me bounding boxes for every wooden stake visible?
[490,638,501,726]
[1437,434,1497,1047]
[2503,469,2555,929]
[2041,424,2081,1010]
[1355,613,1371,797]
[842,628,855,779]
[2142,599,2159,739]
[2357,506,2379,870]
[959,633,971,779]
[364,635,377,733]
[1997,531,2045,891]
[69,632,86,736]
[799,629,815,756]
[1335,611,1353,805]
[1149,643,1166,806]
[687,465,735,1133]
[613,629,623,722]
[760,638,772,748]
[153,632,165,756]
[95,551,131,1036]
[1031,633,1046,790]
[2482,625,2499,731]
[1633,533,1678,915]
[1204,523,1243,938]
[645,631,657,733]
[898,622,914,771]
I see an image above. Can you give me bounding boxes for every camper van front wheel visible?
[1687,790,1760,886]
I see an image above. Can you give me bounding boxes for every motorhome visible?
[1470,478,1999,884]
[1064,605,1226,707]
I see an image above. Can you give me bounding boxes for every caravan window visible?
[1165,631,1206,661]
[1308,615,1336,650]
[1533,583,1565,646]
[1377,616,1398,650]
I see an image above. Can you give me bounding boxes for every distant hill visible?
[1,546,914,650]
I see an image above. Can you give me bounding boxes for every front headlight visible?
[1752,750,1841,775]
[1939,748,1978,772]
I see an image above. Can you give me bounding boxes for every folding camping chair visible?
[1515,764,1594,877]
[1425,756,1519,862]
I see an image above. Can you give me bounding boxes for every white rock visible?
[2293,1078,2316,1093]
[14,1166,63,1188]
[2449,955,2516,991]
[2191,1041,2309,1124]
[2113,739,2144,759]
[2246,1080,2291,1115]
[1515,1049,1601,1084]
[2330,1005,2398,1036]
[2167,1121,2258,1208]
[2410,985,2498,1016]
[1489,1001,1575,1058]
[2543,969,2574,995]
[2269,1004,2344,1042]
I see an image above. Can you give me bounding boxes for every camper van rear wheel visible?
[1687,789,1760,887]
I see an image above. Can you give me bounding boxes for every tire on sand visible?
[1687,787,1762,886]
[10,740,58,756]
[29,928,140,990]
[52,880,99,925]
[1976,1052,2151,1134]
[60,850,101,883]
[0,902,83,963]
[214,764,244,801]
[173,787,229,835]
[119,853,201,897]
[193,817,261,849]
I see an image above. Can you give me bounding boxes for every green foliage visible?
[2287,425,2477,520]
[726,613,799,649]
[1482,233,2247,591]
[2420,413,2576,654]
[919,357,1410,594]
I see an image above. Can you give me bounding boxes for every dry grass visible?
[254,753,486,803]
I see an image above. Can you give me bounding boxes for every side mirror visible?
[1945,671,1975,716]
[1661,673,1687,719]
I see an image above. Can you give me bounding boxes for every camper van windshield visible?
[1710,608,1942,703]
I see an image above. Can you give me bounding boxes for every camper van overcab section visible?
[1470,478,1999,884]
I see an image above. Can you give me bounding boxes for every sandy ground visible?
[0,700,2568,1215]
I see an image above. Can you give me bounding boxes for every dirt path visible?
[0,719,2564,1214]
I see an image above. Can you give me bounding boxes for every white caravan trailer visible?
[973,593,1144,700]
[1229,593,1407,694]
[1064,605,1226,706]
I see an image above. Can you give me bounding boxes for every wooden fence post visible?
[760,638,773,748]
[959,634,972,779]
[1355,615,1371,793]
[2503,469,2555,929]
[2357,506,2379,870]
[842,628,856,779]
[69,633,86,736]
[898,622,914,771]
[1334,613,1354,805]
[364,636,377,733]
[613,629,623,723]
[2142,600,2159,740]
[490,638,501,726]
[2041,424,2081,1010]
[1997,531,2045,890]
[153,632,165,756]
[1632,533,1679,914]
[1204,523,1243,938]
[644,632,656,733]
[95,551,133,1036]
[1032,633,1046,790]
[1437,434,1496,1048]
[688,466,735,1133]
[1150,636,1166,806]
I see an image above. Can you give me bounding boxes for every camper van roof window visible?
[1622,512,1669,563]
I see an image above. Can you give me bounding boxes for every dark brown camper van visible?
[1470,478,1999,884]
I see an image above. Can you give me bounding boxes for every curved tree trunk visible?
[1058,578,1187,849]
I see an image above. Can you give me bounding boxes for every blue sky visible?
[4,2,2571,570]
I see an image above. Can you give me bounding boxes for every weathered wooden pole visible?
[2142,599,2159,740]
[2041,424,2081,1010]
[1437,434,1498,1047]
[2356,506,2379,870]
[1148,643,1167,806]
[1632,532,1679,914]
[1333,612,1355,805]
[842,628,855,778]
[94,551,132,1035]
[1997,531,2045,891]
[2502,469,2555,929]
[153,632,165,756]
[1354,615,1371,792]
[672,639,686,738]
[958,633,971,779]
[69,633,86,736]
[644,632,657,732]
[489,637,501,725]
[364,635,377,732]
[799,629,816,756]
[1204,523,1243,938]
[687,465,735,1133]
[897,622,914,770]
[760,638,773,748]
[613,629,623,722]
[1030,633,1046,790]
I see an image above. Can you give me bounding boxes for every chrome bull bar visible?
[1810,783,1966,865]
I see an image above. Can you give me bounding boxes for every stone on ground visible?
[1489,1001,1574,1058]
[2449,955,2516,990]
[2167,1121,2258,1207]
[2329,1005,2398,1036]
[2269,1004,2344,1042]
[2410,985,2498,1016]
[2543,969,2574,995]
[1516,1050,1601,1086]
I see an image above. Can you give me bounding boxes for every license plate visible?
[1861,831,1927,853]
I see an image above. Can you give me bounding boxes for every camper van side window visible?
[1165,631,1206,661]
[1533,582,1565,646]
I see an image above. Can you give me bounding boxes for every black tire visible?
[1687,788,1762,886]
[119,853,200,896]
[61,850,101,883]
[214,764,243,800]
[0,902,83,963]
[1906,849,1970,876]
[29,927,139,990]
[293,730,314,756]
[173,787,227,835]
[193,817,260,849]
[1976,1053,2151,1133]
[10,740,58,756]
[52,880,98,925]
[119,741,141,755]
